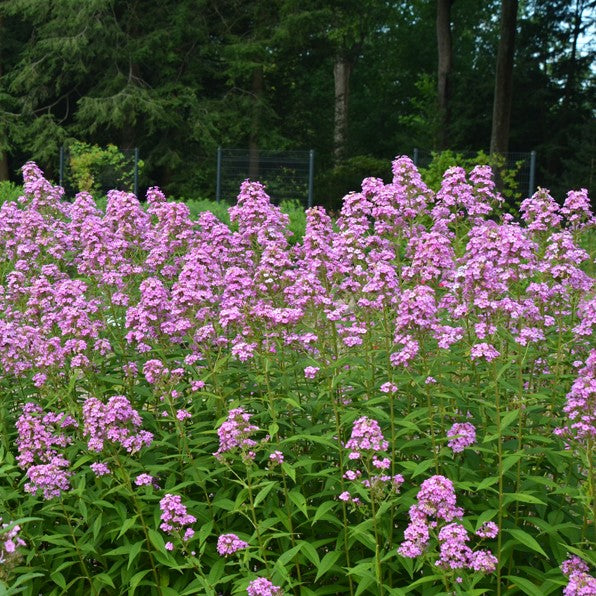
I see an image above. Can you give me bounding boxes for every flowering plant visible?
[0,159,593,594]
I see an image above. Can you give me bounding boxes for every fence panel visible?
[216,148,314,207]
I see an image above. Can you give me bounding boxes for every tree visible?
[436,0,454,149]
[490,0,518,155]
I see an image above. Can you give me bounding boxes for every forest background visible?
[0,0,594,206]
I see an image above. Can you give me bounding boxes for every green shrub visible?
[0,181,23,204]
[66,141,144,197]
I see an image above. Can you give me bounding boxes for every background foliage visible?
[0,0,593,204]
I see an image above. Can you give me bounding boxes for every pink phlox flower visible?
[475,521,499,539]
[214,407,263,461]
[447,422,477,453]
[217,533,249,556]
[246,577,283,595]
[159,494,196,541]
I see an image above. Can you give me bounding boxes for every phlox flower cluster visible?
[135,473,159,488]
[341,417,403,504]
[561,555,596,596]
[345,416,389,459]
[82,395,153,454]
[214,407,264,462]
[217,533,249,556]
[554,350,596,447]
[0,160,592,394]
[246,577,282,595]
[159,494,196,549]
[0,518,26,568]
[446,422,477,453]
[398,475,497,575]
[16,403,77,499]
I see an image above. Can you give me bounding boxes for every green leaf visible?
[506,529,548,558]
[315,550,341,582]
[501,409,520,431]
[503,492,547,506]
[288,489,308,518]
[117,515,139,539]
[476,476,499,491]
[254,481,277,507]
[411,458,435,478]
[475,509,499,530]
[504,576,544,596]
[312,501,337,525]
[128,540,144,570]
[127,570,151,596]
[281,462,296,482]
[148,528,166,552]
[92,513,103,542]
[105,545,132,556]
[93,573,116,589]
[299,540,320,566]
[207,558,225,584]
[277,543,301,567]
[50,571,67,591]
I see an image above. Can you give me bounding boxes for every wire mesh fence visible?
[59,145,140,198]
[412,149,537,198]
[216,148,314,207]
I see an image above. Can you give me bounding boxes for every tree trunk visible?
[436,0,453,150]
[564,0,584,102]
[0,152,8,181]
[0,17,9,181]
[333,56,352,164]
[248,65,263,180]
[490,0,518,156]
[121,61,141,150]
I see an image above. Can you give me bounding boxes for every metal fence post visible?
[59,146,64,187]
[216,146,222,203]
[134,147,139,197]
[528,150,536,197]
[413,147,419,166]
[308,149,315,209]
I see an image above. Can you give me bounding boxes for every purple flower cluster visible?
[398,475,497,574]
[16,403,77,499]
[159,494,196,548]
[0,160,591,391]
[82,395,153,454]
[214,407,263,462]
[216,533,249,556]
[561,555,596,596]
[0,518,26,570]
[246,577,282,595]
[134,473,159,489]
[446,422,477,453]
[342,417,403,504]
[554,350,596,446]
[345,416,389,460]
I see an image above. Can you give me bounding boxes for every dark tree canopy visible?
[0,0,593,199]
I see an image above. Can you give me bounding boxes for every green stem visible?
[60,500,98,596]
[280,470,302,591]
[246,471,270,571]
[370,497,384,596]
[112,450,163,595]
[493,360,504,596]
